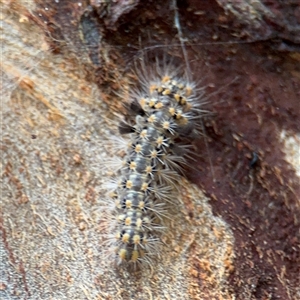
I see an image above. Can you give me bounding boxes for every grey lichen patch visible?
[280,130,300,178]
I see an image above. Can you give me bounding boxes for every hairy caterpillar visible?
[103,56,208,267]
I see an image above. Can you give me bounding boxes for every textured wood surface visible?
[1,1,300,299]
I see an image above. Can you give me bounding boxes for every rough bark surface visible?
[1,1,300,299]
